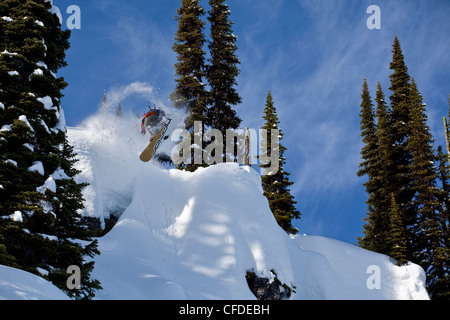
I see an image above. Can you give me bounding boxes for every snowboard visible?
[139,111,182,163]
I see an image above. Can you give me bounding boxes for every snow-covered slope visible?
[62,111,430,300]
[291,235,428,299]
[0,265,69,300]
[0,110,429,300]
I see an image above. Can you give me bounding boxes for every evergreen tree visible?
[171,0,208,130]
[437,146,450,228]
[47,139,102,299]
[443,97,450,231]
[357,79,380,251]
[388,193,408,265]
[171,0,209,171]
[0,0,100,299]
[359,39,417,258]
[357,80,393,253]
[206,0,241,132]
[387,36,415,231]
[374,82,399,250]
[357,36,450,299]
[447,93,450,136]
[357,79,378,188]
[405,80,449,299]
[407,78,442,267]
[435,146,450,299]
[260,90,300,234]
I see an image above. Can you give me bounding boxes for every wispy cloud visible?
[235,0,450,197]
[107,17,174,80]
[93,0,176,86]
[237,0,372,194]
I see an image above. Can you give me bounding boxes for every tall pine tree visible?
[206,0,241,132]
[387,36,415,238]
[374,82,399,252]
[435,145,450,299]
[171,0,209,130]
[388,192,408,265]
[358,37,450,299]
[407,78,442,269]
[260,90,300,234]
[0,0,100,299]
[171,0,209,171]
[437,146,450,230]
[357,80,389,253]
[359,37,416,258]
[356,79,378,185]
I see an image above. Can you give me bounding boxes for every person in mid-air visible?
[141,107,166,138]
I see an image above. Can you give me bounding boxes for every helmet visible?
[141,107,166,135]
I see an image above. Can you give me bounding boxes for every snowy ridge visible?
[65,111,429,300]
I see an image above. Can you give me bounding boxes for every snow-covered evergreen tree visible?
[0,0,100,299]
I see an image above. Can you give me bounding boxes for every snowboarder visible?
[139,110,183,163]
[141,107,166,138]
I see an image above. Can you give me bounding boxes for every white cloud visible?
[103,6,175,81]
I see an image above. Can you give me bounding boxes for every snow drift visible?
[63,110,429,300]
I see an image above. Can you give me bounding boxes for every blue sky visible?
[54,0,450,245]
